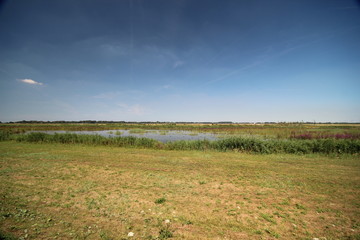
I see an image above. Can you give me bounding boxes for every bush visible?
[0,131,13,141]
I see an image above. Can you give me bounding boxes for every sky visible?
[0,0,360,122]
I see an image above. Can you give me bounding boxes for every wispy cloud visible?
[142,45,185,70]
[117,103,146,116]
[206,61,263,85]
[19,78,43,85]
[173,60,185,69]
[93,90,144,100]
[93,91,121,99]
[163,84,172,89]
[100,43,128,56]
[206,29,344,85]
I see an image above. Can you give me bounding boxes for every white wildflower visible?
[165,219,171,224]
[128,232,134,237]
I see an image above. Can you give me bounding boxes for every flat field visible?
[0,142,359,239]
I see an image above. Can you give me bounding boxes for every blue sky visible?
[0,0,359,122]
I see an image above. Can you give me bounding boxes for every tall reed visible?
[5,132,360,154]
[13,133,160,149]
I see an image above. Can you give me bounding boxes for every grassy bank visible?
[1,131,360,154]
[0,142,359,239]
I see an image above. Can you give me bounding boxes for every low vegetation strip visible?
[1,131,360,154]
[2,122,360,140]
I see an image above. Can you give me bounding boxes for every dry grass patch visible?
[0,142,359,239]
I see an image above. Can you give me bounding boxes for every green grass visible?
[128,128,147,134]
[115,130,122,135]
[0,141,359,239]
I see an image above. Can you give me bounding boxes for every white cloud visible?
[19,78,43,85]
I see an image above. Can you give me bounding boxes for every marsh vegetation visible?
[2,122,360,139]
[1,130,359,154]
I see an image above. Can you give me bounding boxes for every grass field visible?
[0,142,359,239]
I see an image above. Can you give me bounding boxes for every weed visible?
[157,219,173,239]
[280,199,291,206]
[254,230,262,235]
[158,228,173,239]
[265,229,280,238]
[178,216,193,225]
[0,231,17,240]
[155,197,166,204]
[99,231,112,240]
[295,203,306,210]
[260,213,277,224]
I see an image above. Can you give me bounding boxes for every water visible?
[32,130,220,143]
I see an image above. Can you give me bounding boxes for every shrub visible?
[0,131,13,141]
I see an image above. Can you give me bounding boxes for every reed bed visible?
[2,131,359,155]
[10,132,160,149]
